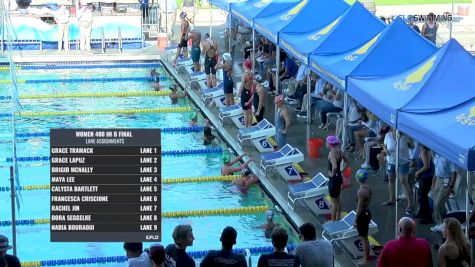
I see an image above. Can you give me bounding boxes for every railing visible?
[118,26,123,53]
[101,27,106,53]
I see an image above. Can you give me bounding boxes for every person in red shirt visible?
[377,217,432,267]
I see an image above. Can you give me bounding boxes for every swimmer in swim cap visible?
[259,210,278,238]
[150,68,161,91]
[354,168,372,265]
[232,168,259,193]
[221,153,252,176]
[189,112,198,126]
[169,84,186,103]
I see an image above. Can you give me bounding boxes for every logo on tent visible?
[344,33,381,61]
[254,0,271,8]
[393,56,437,91]
[280,0,308,21]
[308,16,341,41]
[455,106,475,126]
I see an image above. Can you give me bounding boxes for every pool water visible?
[0,64,298,265]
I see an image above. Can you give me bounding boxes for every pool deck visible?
[6,23,469,266]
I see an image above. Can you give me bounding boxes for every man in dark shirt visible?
[257,227,300,267]
[0,235,20,267]
[166,225,196,267]
[200,226,247,267]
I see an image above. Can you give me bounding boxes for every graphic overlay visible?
[50,129,161,242]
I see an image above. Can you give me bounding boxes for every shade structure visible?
[279,0,350,65]
[230,0,272,27]
[309,17,436,89]
[253,0,306,43]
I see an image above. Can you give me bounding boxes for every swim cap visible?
[169,84,177,91]
[223,53,232,62]
[274,95,284,104]
[180,11,187,18]
[355,169,369,183]
[242,59,252,70]
[266,210,274,219]
[222,153,231,164]
[204,33,210,38]
[242,168,252,176]
[189,112,198,121]
[326,135,341,145]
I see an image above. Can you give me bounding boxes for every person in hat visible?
[326,135,349,221]
[0,235,20,267]
[169,84,186,103]
[54,1,70,51]
[201,33,219,88]
[274,95,290,149]
[215,52,234,106]
[200,226,247,267]
[232,168,259,192]
[221,153,252,176]
[354,168,373,265]
[77,0,93,52]
[189,112,198,126]
[173,11,190,65]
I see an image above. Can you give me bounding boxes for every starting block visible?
[322,210,378,259]
[287,172,329,211]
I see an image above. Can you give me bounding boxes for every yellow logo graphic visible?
[254,0,271,8]
[308,16,341,41]
[344,33,380,61]
[456,106,475,126]
[393,56,436,91]
[280,0,308,21]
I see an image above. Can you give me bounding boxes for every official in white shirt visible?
[159,0,177,37]
[55,2,70,51]
[77,2,93,52]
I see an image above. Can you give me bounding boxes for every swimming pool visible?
[0,62,298,266]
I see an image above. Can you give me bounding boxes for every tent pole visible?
[275,45,280,95]
[466,171,470,239]
[228,14,232,53]
[449,0,454,39]
[341,93,348,151]
[306,72,311,124]
[9,166,16,256]
[209,5,212,37]
[394,130,400,238]
[252,29,255,73]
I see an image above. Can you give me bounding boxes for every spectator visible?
[268,56,298,93]
[166,225,195,267]
[377,217,432,267]
[360,122,389,170]
[54,2,70,52]
[431,154,458,232]
[286,64,308,103]
[252,74,266,122]
[221,153,252,176]
[438,218,472,267]
[77,1,93,52]
[293,223,334,267]
[139,0,149,21]
[421,13,438,44]
[181,0,195,25]
[408,20,420,34]
[326,135,349,221]
[317,85,343,130]
[257,227,300,267]
[414,145,434,224]
[123,242,152,267]
[346,99,364,152]
[158,0,177,37]
[200,226,247,267]
[149,244,175,267]
[274,95,291,149]
[202,33,219,88]
[381,129,414,214]
[214,53,234,106]
[354,169,372,265]
[173,12,190,65]
[0,235,20,267]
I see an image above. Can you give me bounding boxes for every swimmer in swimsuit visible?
[326,135,349,221]
[238,59,254,128]
[173,12,190,65]
[168,84,186,104]
[201,33,219,88]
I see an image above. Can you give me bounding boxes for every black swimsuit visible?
[241,73,253,110]
[356,186,372,237]
[204,40,217,75]
[327,154,343,199]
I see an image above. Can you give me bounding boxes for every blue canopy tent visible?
[280,1,384,65]
[309,17,436,89]
[253,0,305,43]
[230,0,272,27]
[208,0,243,12]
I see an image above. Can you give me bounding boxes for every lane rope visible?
[0,91,172,100]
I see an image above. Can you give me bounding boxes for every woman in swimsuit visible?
[215,53,234,106]
[253,74,266,123]
[202,33,219,88]
[438,217,471,267]
[326,135,349,221]
[173,12,190,65]
[354,168,372,265]
[238,59,254,128]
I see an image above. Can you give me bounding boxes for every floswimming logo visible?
[254,0,271,8]
[393,56,436,91]
[280,0,308,21]
[456,106,475,126]
[308,16,341,41]
[344,33,380,61]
